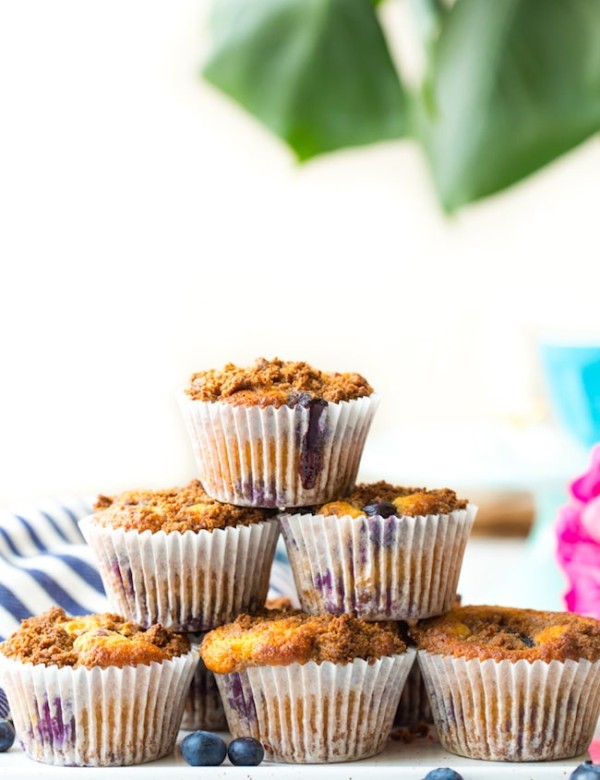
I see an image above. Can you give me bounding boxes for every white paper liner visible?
[418,650,600,761]
[0,649,197,766]
[177,392,379,507]
[79,516,280,631]
[279,505,476,620]
[180,633,226,731]
[215,649,415,763]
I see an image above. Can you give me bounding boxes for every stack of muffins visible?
[178,358,600,765]
[3,356,600,768]
[175,358,477,763]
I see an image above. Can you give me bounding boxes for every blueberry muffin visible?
[0,607,197,766]
[412,605,600,761]
[178,357,378,507]
[200,609,415,763]
[80,480,279,631]
[279,481,475,620]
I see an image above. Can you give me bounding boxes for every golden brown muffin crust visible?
[0,607,191,669]
[315,481,468,518]
[411,605,600,663]
[92,479,274,532]
[200,610,406,674]
[185,357,373,407]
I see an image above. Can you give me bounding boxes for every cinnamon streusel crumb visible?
[185,357,373,408]
[92,480,274,533]
[412,605,600,663]
[316,481,467,518]
[0,607,190,669]
[201,610,405,674]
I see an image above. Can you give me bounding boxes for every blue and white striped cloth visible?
[0,500,295,719]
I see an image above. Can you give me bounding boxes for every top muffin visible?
[200,610,405,673]
[184,357,373,408]
[0,607,190,669]
[314,481,468,519]
[92,480,274,532]
[411,605,600,663]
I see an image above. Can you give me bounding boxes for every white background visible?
[1,0,599,506]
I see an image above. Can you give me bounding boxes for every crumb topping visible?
[92,480,274,532]
[314,481,468,518]
[184,357,373,408]
[200,610,405,674]
[411,605,600,663]
[0,607,191,669]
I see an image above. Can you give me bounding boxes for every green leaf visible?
[416,0,600,211]
[203,0,407,161]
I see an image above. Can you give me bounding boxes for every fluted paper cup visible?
[418,650,600,761]
[181,633,226,731]
[177,392,379,508]
[215,649,416,763]
[0,648,197,766]
[80,516,279,631]
[279,505,476,620]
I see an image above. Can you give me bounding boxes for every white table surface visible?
[0,729,590,779]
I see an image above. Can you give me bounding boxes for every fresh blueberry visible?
[570,761,600,779]
[422,769,464,780]
[362,501,397,518]
[227,736,264,766]
[0,719,15,752]
[181,731,227,766]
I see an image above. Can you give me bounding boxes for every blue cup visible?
[539,343,600,447]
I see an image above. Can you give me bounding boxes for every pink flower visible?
[571,446,600,502]
[581,496,600,543]
[556,444,600,617]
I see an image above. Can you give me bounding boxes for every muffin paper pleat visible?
[79,517,280,631]
[279,505,476,620]
[0,649,197,766]
[177,392,379,507]
[214,649,416,763]
[417,650,600,761]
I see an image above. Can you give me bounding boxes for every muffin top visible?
[184,357,373,408]
[200,610,406,674]
[0,607,191,669]
[411,605,600,663]
[92,480,274,533]
[312,481,468,519]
